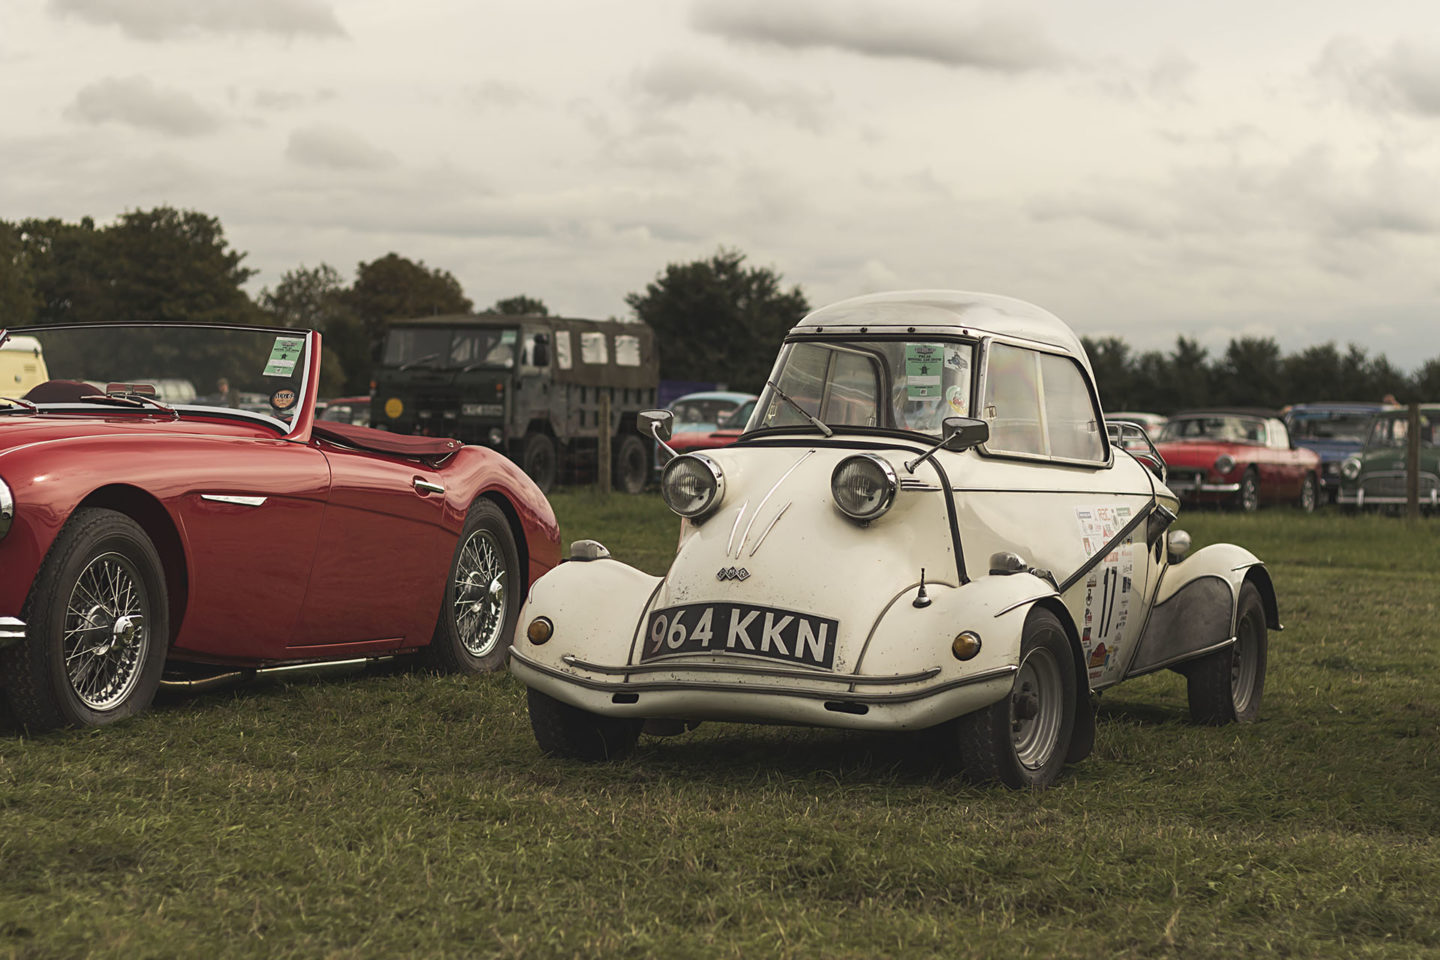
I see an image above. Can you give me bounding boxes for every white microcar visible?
[508,290,1276,788]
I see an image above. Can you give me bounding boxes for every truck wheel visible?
[1,508,168,731]
[1186,581,1267,724]
[527,686,642,761]
[521,433,558,493]
[613,434,649,494]
[952,608,1075,788]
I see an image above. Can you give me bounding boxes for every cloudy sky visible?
[3,0,1439,366]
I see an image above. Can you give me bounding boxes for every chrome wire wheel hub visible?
[454,530,506,658]
[64,552,149,711]
[1010,646,1064,770]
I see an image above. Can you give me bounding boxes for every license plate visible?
[642,602,838,669]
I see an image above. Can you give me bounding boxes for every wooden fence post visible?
[1407,402,1421,522]
[599,392,612,496]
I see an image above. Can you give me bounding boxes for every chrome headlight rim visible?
[660,452,725,520]
[830,453,899,522]
[0,477,12,541]
[1340,456,1361,481]
[1213,454,1236,475]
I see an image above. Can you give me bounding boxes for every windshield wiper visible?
[400,352,443,370]
[79,393,179,419]
[765,380,832,437]
[0,395,37,413]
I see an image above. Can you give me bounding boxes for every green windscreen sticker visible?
[263,336,305,377]
[905,343,943,399]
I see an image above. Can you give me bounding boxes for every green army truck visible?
[372,314,658,493]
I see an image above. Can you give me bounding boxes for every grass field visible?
[2,493,1438,959]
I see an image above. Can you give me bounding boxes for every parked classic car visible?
[1152,409,1321,512]
[666,397,759,456]
[0,323,560,731]
[509,291,1277,788]
[667,391,757,435]
[1284,402,1389,503]
[1107,411,1167,435]
[1337,405,1440,511]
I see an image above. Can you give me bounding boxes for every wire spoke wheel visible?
[453,529,507,659]
[63,551,150,711]
[1010,644,1065,770]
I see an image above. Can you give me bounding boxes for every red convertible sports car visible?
[1153,408,1322,512]
[0,323,560,731]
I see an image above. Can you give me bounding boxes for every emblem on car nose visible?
[716,566,750,582]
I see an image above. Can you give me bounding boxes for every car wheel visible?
[1186,581,1267,725]
[424,499,521,674]
[527,686,642,761]
[521,433,558,493]
[0,508,168,731]
[1237,470,1259,512]
[953,608,1075,788]
[1298,473,1318,513]
[612,434,649,495]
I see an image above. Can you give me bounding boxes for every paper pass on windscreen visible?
[263,336,305,377]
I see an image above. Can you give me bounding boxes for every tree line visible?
[3,206,1435,406]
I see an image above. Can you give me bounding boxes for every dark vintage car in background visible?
[0,323,561,731]
[1153,409,1322,512]
[1284,402,1389,503]
[1337,405,1440,512]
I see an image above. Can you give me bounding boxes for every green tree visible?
[0,219,37,325]
[344,253,471,361]
[1167,336,1212,411]
[491,295,548,316]
[1081,336,1132,412]
[1215,337,1286,408]
[102,207,261,326]
[624,248,809,391]
[16,216,107,326]
[259,263,365,395]
[1411,357,1440,400]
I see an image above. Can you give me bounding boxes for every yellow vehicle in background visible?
[0,334,49,395]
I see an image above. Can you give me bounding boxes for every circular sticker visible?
[946,384,968,415]
[384,396,404,419]
[270,387,298,411]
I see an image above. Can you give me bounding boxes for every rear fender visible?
[1127,543,1266,678]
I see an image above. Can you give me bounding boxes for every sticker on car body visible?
[1075,505,1136,681]
[642,602,838,669]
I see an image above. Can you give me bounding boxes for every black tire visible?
[521,433,558,493]
[423,499,521,674]
[1237,470,1260,513]
[1186,581,1267,724]
[527,686,642,761]
[1,508,168,731]
[1297,473,1318,513]
[612,434,649,495]
[953,608,1075,788]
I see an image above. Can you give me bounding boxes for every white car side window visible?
[1040,353,1105,462]
[982,343,1044,455]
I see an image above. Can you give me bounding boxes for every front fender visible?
[510,558,661,673]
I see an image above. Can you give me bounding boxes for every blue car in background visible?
[1284,402,1391,503]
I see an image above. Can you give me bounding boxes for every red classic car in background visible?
[666,396,758,455]
[0,323,560,731]
[1153,408,1322,512]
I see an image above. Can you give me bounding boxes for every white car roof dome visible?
[793,290,1091,377]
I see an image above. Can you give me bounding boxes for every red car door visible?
[289,443,453,652]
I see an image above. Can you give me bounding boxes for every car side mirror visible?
[531,334,550,367]
[639,409,674,442]
[942,416,989,451]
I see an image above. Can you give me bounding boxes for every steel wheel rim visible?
[64,551,149,711]
[1010,644,1064,770]
[1231,609,1261,714]
[1301,478,1316,512]
[1242,476,1258,511]
[453,529,507,658]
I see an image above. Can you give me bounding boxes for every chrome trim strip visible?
[1123,636,1236,679]
[413,478,445,495]
[726,501,749,557]
[0,616,25,646]
[736,449,813,556]
[994,593,1057,618]
[514,649,1016,705]
[563,654,940,686]
[747,501,791,557]
[200,495,267,507]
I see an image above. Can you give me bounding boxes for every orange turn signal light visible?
[952,631,982,661]
[527,617,554,645]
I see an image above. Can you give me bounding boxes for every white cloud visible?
[47,0,345,41]
[691,0,1063,73]
[65,75,221,136]
[1315,37,1440,117]
[632,55,830,130]
[285,125,396,171]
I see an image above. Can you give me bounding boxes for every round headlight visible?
[831,454,898,522]
[1341,456,1361,481]
[661,453,724,519]
[1214,454,1235,475]
[0,477,13,541]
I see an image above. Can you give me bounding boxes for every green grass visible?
[2,496,1439,959]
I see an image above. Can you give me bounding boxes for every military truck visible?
[372,313,658,493]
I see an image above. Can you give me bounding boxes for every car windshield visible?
[1159,416,1266,444]
[754,338,976,437]
[1288,412,1373,443]
[672,398,742,426]
[382,325,517,370]
[1367,414,1437,448]
[0,324,313,432]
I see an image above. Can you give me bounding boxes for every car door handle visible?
[413,478,445,495]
